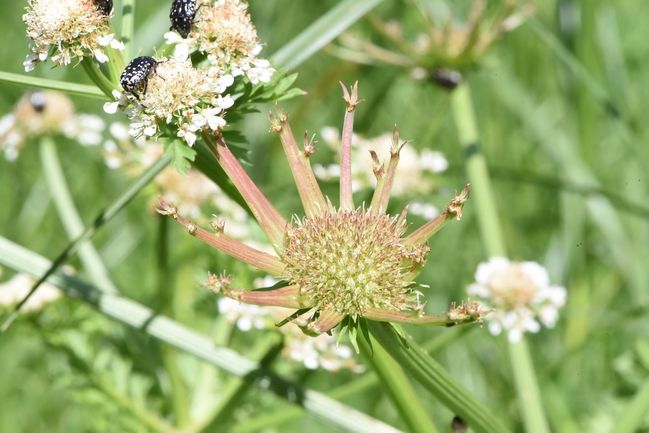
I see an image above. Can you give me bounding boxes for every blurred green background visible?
[1,0,648,432]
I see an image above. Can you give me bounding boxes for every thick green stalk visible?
[359,326,440,433]
[230,328,471,433]
[449,83,505,258]
[449,82,549,433]
[368,321,511,433]
[39,137,119,294]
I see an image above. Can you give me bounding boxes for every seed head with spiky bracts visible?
[157,83,484,345]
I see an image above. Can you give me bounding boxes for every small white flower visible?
[409,201,439,219]
[177,123,198,146]
[467,257,567,343]
[203,109,226,130]
[93,49,109,63]
[420,149,449,173]
[107,56,233,144]
[110,39,125,50]
[23,54,39,72]
[215,94,234,110]
[164,31,186,45]
[216,75,235,93]
[128,122,145,137]
[103,102,120,114]
[174,43,190,62]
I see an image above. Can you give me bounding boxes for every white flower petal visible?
[104,101,120,114]
[94,49,109,63]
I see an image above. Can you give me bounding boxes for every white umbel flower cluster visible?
[467,257,567,343]
[104,49,235,146]
[0,91,106,160]
[164,0,274,84]
[23,0,124,71]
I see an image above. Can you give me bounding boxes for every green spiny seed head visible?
[282,208,430,320]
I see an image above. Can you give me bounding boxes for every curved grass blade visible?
[271,0,384,70]
[39,137,119,294]
[0,71,106,99]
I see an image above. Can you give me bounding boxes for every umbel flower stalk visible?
[158,83,483,339]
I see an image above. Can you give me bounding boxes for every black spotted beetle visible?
[120,56,160,99]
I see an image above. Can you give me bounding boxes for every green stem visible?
[610,375,649,433]
[359,325,440,433]
[156,215,191,428]
[271,0,385,70]
[230,328,471,433]
[508,340,551,433]
[368,321,511,433]
[0,71,106,99]
[449,82,550,433]
[39,137,119,294]
[81,57,116,99]
[449,83,506,257]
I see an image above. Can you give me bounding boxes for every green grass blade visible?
[0,236,405,433]
[39,137,119,294]
[0,71,106,99]
[271,0,384,69]
[368,321,512,433]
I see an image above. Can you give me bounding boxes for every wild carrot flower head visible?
[23,0,124,71]
[104,49,235,146]
[165,0,274,84]
[158,83,481,345]
[467,257,567,343]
